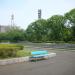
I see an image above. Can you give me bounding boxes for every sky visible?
[0,0,75,30]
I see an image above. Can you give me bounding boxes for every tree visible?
[47,15,65,41]
[0,32,8,42]
[26,19,48,42]
[65,8,75,24]
[25,8,75,42]
[65,8,75,41]
[7,26,25,42]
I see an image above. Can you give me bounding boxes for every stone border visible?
[0,53,56,65]
[0,57,29,65]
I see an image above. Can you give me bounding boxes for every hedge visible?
[16,50,31,57]
[0,44,24,58]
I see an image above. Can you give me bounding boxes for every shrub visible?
[0,48,17,58]
[16,44,24,50]
[0,44,24,50]
[16,50,31,57]
[0,44,24,58]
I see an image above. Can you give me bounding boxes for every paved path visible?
[0,51,75,75]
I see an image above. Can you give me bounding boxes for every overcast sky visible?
[0,0,75,29]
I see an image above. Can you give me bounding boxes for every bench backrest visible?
[31,50,48,56]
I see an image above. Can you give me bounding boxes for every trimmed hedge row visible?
[0,44,24,58]
[0,44,24,50]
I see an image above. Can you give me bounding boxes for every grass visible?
[16,50,32,57]
[16,47,38,57]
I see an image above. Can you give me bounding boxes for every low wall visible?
[0,57,29,65]
[0,53,56,65]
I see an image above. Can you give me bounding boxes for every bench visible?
[29,50,49,61]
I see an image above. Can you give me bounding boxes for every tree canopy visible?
[0,8,75,43]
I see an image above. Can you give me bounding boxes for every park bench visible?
[29,50,50,61]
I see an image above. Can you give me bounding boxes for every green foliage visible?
[25,8,75,42]
[65,8,75,41]
[0,44,24,50]
[0,26,26,42]
[26,19,48,42]
[65,8,75,23]
[26,15,66,42]
[16,50,31,57]
[47,15,65,41]
[0,33,8,42]
[7,27,26,42]
[0,48,17,58]
[0,44,24,58]
[0,8,75,43]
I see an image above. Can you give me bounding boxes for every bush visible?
[0,44,24,50]
[16,44,24,50]
[0,44,24,58]
[0,48,17,58]
[16,50,31,57]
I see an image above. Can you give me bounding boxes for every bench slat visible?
[31,50,48,55]
[31,54,49,58]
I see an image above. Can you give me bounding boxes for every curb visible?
[0,57,29,65]
[0,53,56,65]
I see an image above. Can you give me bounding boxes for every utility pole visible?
[11,14,14,27]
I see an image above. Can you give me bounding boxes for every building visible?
[0,25,10,32]
[0,13,17,33]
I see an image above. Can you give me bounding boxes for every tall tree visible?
[47,15,65,41]
[26,19,48,42]
[65,8,75,41]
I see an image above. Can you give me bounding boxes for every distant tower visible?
[11,14,14,26]
[38,9,42,19]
